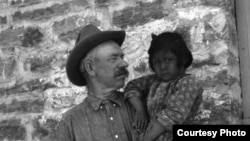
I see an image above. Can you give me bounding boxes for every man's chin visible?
[114,85,124,91]
[116,80,125,88]
[114,75,127,88]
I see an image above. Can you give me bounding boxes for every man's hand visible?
[140,135,154,141]
[140,121,166,141]
[133,110,149,133]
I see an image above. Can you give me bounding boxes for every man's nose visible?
[120,59,129,68]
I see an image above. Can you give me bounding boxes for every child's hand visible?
[133,110,149,133]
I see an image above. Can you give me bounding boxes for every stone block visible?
[33,118,59,140]
[13,3,71,21]
[0,79,51,95]
[73,0,89,7]
[94,0,110,6]
[53,16,80,36]
[9,0,40,7]
[44,87,87,109]
[113,2,165,28]
[0,119,25,140]
[133,60,148,74]
[203,0,232,7]
[172,0,202,7]
[57,27,81,43]
[209,12,227,33]
[0,56,16,80]
[20,27,43,47]
[0,27,24,47]
[0,15,7,25]
[0,98,44,113]
[0,1,8,9]
[53,16,100,43]
[192,56,219,68]
[24,54,53,73]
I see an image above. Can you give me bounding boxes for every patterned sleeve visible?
[124,74,156,99]
[156,75,203,130]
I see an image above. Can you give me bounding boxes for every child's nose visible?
[160,62,168,70]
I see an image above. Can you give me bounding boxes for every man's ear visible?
[80,59,96,76]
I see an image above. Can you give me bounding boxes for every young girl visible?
[124,32,203,141]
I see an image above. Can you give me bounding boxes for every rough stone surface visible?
[21,27,43,47]
[0,27,24,47]
[113,1,166,28]
[0,16,7,25]
[9,0,41,7]
[0,56,16,81]
[53,15,101,43]
[13,3,71,21]
[0,119,25,140]
[0,0,242,140]
[0,99,44,113]
[33,118,58,140]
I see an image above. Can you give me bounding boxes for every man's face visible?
[93,41,129,89]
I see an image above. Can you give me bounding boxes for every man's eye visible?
[110,57,117,61]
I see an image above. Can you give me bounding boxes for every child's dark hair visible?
[148,32,193,71]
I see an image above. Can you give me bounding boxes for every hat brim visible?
[66,31,125,86]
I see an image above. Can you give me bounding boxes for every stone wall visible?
[0,0,241,141]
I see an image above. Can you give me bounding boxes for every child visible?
[124,32,203,141]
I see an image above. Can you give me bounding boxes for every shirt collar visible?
[85,91,122,111]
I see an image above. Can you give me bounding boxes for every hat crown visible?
[75,24,101,45]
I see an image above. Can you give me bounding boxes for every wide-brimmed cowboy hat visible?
[66,24,126,86]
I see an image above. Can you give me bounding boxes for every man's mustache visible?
[115,68,129,77]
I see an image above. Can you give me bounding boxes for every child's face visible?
[152,50,184,82]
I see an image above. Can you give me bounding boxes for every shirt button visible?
[115,135,119,139]
[110,117,113,120]
[100,106,103,109]
[113,104,116,107]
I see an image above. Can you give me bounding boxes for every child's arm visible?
[128,96,149,133]
[141,75,203,140]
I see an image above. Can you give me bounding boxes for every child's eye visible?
[153,60,160,64]
[164,58,173,62]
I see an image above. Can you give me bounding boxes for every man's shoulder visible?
[61,100,88,121]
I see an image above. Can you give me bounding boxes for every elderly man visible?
[56,24,138,141]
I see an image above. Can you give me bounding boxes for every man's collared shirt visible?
[56,92,137,141]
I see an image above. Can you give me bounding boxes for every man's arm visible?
[141,121,166,141]
[128,96,149,132]
[55,119,74,141]
[124,75,156,133]
[124,74,156,99]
